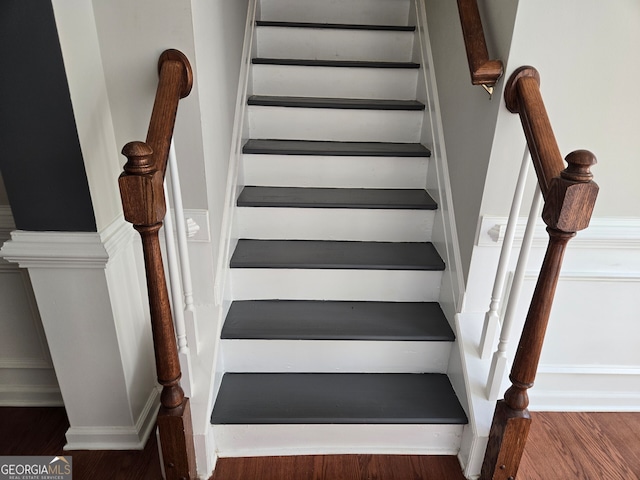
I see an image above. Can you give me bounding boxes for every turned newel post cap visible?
[562,149,597,183]
[542,149,599,232]
[122,141,155,175]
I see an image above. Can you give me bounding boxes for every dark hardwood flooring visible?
[2,407,639,479]
[0,407,162,479]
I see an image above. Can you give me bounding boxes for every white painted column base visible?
[0,217,160,450]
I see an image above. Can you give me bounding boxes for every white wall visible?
[481,0,640,218]
[91,0,208,214]
[466,0,640,411]
[190,0,250,270]
[423,0,519,282]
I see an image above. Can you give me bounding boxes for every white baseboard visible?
[0,385,63,407]
[64,387,160,451]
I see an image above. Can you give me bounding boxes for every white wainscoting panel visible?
[464,214,640,412]
[0,206,62,406]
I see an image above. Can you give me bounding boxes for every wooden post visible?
[118,49,196,480]
[480,70,599,478]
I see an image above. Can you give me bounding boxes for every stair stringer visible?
[198,0,260,476]
[411,1,484,479]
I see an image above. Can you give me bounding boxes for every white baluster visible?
[486,185,543,400]
[168,139,199,352]
[163,179,193,397]
[479,147,531,358]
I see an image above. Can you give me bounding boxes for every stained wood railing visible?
[456,0,503,94]
[480,66,599,479]
[118,49,197,480]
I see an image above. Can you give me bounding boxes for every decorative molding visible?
[0,215,136,269]
[529,389,640,412]
[64,387,160,450]
[100,215,136,261]
[167,208,210,242]
[1,230,108,268]
[0,359,53,369]
[477,215,640,248]
[524,272,640,282]
[538,364,640,376]
[0,385,63,407]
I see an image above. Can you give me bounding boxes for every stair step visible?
[236,207,435,242]
[256,21,416,32]
[242,139,431,157]
[248,96,425,111]
[230,240,445,271]
[248,105,422,143]
[252,64,419,100]
[259,0,411,26]
[255,26,415,63]
[243,154,429,189]
[211,373,468,424]
[253,58,420,69]
[237,187,437,210]
[222,300,454,341]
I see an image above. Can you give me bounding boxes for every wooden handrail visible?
[456,0,503,93]
[480,67,599,480]
[118,49,196,480]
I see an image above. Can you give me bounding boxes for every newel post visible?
[480,151,598,480]
[119,142,197,479]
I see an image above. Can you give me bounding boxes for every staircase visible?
[211,0,468,457]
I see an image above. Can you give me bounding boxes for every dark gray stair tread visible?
[253,58,420,69]
[242,139,431,157]
[237,187,437,210]
[248,95,425,111]
[256,20,416,32]
[230,239,445,270]
[222,300,454,341]
[211,373,468,424]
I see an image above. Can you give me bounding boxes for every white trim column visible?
[0,216,160,450]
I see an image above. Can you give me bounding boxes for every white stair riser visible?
[242,154,429,189]
[236,207,435,242]
[222,340,452,373]
[213,424,464,457]
[259,0,411,25]
[256,27,415,62]
[231,269,442,302]
[249,106,423,143]
[252,65,419,100]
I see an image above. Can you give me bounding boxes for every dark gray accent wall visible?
[0,1,97,232]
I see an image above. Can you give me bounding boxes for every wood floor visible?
[1,407,639,479]
[210,454,466,480]
[0,407,162,479]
